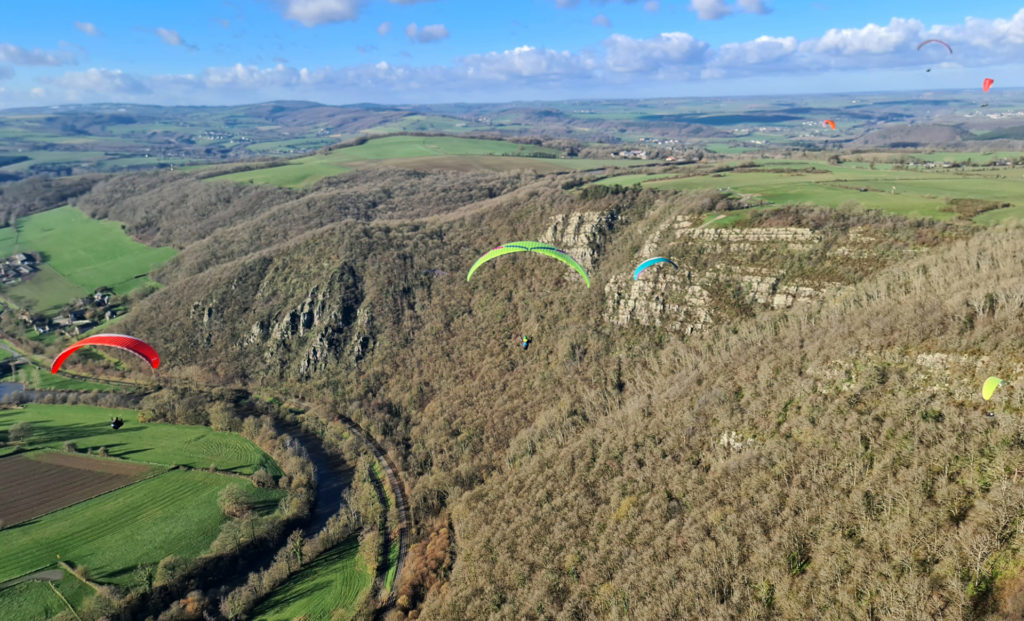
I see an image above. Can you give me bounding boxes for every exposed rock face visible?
[233,264,365,377]
[605,274,711,333]
[540,211,617,269]
[607,215,831,332]
[678,225,821,252]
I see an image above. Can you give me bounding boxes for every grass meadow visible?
[0,469,282,585]
[251,536,371,621]
[0,404,281,475]
[594,159,1024,224]
[207,135,654,188]
[0,206,176,312]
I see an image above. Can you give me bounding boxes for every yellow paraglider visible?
[982,376,1006,401]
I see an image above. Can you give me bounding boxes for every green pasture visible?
[594,159,1024,221]
[0,469,283,585]
[245,138,335,153]
[0,151,106,173]
[0,206,176,312]
[906,151,1022,164]
[362,114,476,134]
[252,536,372,621]
[706,142,756,154]
[0,405,281,475]
[594,172,675,186]
[207,135,562,187]
[4,365,115,392]
[383,539,399,593]
[0,570,95,621]
[0,580,66,620]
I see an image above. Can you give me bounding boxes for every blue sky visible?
[1,1,1023,108]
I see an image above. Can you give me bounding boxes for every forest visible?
[29,155,1017,618]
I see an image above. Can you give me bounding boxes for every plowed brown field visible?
[0,452,152,526]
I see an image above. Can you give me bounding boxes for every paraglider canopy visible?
[51,334,160,374]
[983,376,1005,401]
[917,39,952,54]
[467,241,590,288]
[822,119,836,130]
[633,257,679,280]
[983,78,994,93]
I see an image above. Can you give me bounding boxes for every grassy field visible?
[0,580,67,620]
[209,135,563,188]
[251,536,372,621]
[3,364,117,392]
[0,469,283,585]
[0,404,281,475]
[593,159,1024,223]
[0,207,176,312]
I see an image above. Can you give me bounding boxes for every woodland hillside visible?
[65,163,1024,618]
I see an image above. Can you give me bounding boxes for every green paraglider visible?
[467,241,590,287]
[983,376,1006,401]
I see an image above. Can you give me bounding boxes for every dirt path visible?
[0,568,64,588]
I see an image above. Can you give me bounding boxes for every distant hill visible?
[848,123,973,148]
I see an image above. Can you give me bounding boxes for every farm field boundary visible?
[0,451,154,525]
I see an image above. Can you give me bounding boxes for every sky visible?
[1,1,1023,109]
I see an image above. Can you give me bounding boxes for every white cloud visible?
[378,21,392,36]
[593,14,611,27]
[690,0,731,20]
[156,27,198,50]
[644,1,660,11]
[713,35,796,66]
[459,45,593,80]
[281,0,364,27]
[46,68,149,95]
[930,8,1024,49]
[603,32,708,72]
[737,0,770,14]
[74,22,100,36]
[0,66,13,80]
[807,17,922,55]
[405,23,449,43]
[690,0,771,19]
[201,63,313,88]
[0,43,76,66]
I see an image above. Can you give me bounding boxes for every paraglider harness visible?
[110,417,124,430]
[521,336,531,351]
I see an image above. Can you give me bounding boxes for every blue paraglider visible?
[632,257,679,280]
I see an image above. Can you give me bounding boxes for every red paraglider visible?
[917,39,952,54]
[51,334,160,374]
[822,119,836,130]
[983,78,994,93]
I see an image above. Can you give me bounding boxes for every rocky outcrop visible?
[540,211,617,269]
[604,274,711,333]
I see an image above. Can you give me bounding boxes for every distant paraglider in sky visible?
[917,39,953,54]
[983,78,994,93]
[633,257,679,280]
[982,376,1006,401]
[51,334,160,374]
[822,119,836,130]
[467,241,591,287]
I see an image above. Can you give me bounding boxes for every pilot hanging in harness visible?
[521,335,531,351]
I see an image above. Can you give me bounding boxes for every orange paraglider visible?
[822,119,836,130]
[983,78,994,93]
